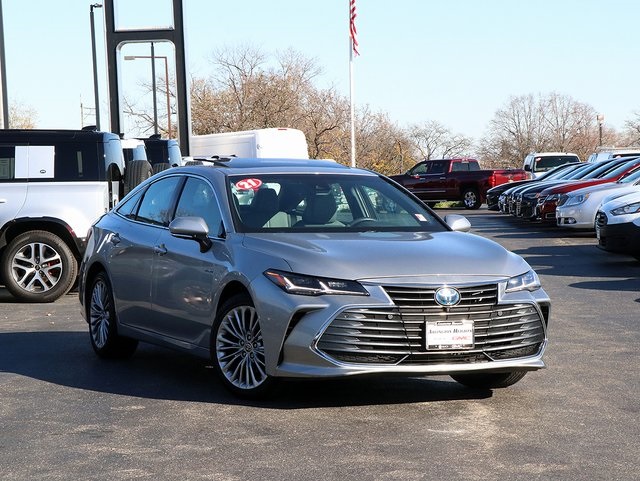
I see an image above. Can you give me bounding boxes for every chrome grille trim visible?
[316,284,546,365]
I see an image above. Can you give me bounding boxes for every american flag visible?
[350,0,359,56]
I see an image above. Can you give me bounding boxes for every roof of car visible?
[178,157,366,176]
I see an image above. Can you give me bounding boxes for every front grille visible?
[316,284,546,365]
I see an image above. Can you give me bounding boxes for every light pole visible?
[597,113,605,147]
[124,48,172,137]
[90,3,102,130]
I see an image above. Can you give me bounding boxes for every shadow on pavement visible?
[0,331,492,409]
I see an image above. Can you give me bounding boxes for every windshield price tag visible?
[426,321,474,350]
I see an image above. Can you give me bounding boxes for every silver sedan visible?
[79,158,550,398]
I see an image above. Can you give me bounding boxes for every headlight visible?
[545,194,560,202]
[264,270,369,296]
[611,201,640,216]
[564,193,589,207]
[505,270,541,293]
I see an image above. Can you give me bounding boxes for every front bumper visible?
[556,205,595,229]
[596,213,640,255]
[256,277,551,379]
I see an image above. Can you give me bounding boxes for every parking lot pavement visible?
[1,208,639,481]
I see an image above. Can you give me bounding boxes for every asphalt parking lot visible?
[1,208,639,481]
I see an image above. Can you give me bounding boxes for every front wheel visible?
[1,230,77,302]
[450,371,527,389]
[88,272,138,359]
[212,294,275,398]
[462,188,481,209]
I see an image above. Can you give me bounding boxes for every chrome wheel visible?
[216,304,267,391]
[10,241,63,293]
[89,278,111,349]
[87,272,137,359]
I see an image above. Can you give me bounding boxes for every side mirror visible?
[169,216,213,252]
[444,214,471,232]
[524,165,531,172]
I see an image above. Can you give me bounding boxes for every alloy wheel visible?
[89,279,111,349]
[216,305,267,391]
[10,242,63,293]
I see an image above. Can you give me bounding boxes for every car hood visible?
[242,231,529,282]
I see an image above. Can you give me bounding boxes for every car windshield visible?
[618,165,640,183]
[228,173,447,233]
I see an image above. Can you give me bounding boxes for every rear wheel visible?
[211,294,275,398]
[462,188,481,209]
[1,230,77,302]
[152,162,171,175]
[451,371,527,389]
[124,159,152,194]
[88,272,138,359]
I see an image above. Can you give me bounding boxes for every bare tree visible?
[9,102,38,129]
[480,92,606,166]
[408,120,474,160]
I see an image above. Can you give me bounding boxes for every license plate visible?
[425,321,474,350]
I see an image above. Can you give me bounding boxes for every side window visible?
[410,163,427,175]
[54,142,102,181]
[0,145,16,180]
[450,162,465,172]
[429,161,445,174]
[136,176,182,226]
[174,177,223,235]
[115,189,144,219]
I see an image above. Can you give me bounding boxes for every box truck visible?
[190,128,309,159]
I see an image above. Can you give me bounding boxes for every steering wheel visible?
[349,217,376,227]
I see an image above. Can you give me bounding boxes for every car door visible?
[108,175,183,329]
[150,176,230,348]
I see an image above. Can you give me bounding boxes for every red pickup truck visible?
[390,158,528,209]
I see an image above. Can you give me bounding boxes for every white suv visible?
[0,128,151,302]
[522,152,580,178]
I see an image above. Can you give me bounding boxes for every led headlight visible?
[564,193,589,207]
[264,270,369,296]
[611,201,640,216]
[505,269,541,293]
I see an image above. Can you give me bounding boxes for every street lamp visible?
[597,113,605,147]
[124,46,172,138]
[90,3,102,130]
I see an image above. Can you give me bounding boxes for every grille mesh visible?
[316,284,545,365]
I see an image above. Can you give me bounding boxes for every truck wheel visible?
[124,159,152,194]
[1,230,77,302]
[152,162,171,175]
[462,188,481,209]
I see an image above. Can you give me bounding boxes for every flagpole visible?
[349,0,357,168]
[349,40,356,168]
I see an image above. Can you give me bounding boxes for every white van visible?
[522,152,580,178]
[190,128,309,159]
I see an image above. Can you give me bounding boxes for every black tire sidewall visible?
[1,230,77,303]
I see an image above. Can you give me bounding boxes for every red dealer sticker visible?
[235,178,263,190]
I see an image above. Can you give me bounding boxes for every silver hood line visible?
[242,231,531,281]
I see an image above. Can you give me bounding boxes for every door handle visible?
[154,244,168,256]
[0,198,6,203]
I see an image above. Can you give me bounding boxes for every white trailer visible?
[190,128,309,159]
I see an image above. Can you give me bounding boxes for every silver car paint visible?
[79,162,550,382]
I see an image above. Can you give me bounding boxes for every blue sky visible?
[3,0,638,141]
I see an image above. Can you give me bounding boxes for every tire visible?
[462,188,481,209]
[211,293,275,398]
[125,159,152,194]
[451,371,527,389]
[87,272,138,359]
[1,230,77,302]
[152,162,171,175]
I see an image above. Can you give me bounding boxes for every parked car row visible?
[487,156,640,259]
